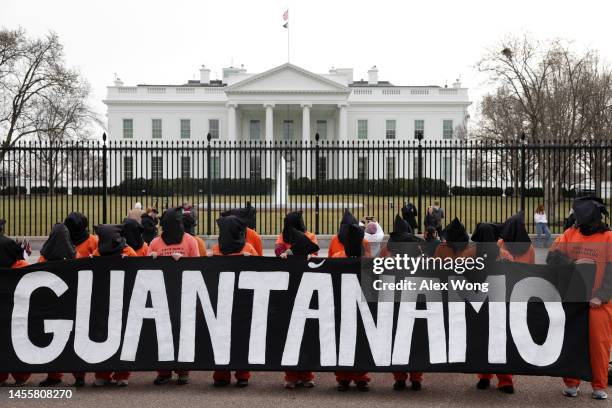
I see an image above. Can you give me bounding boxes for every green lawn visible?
[1,194,573,237]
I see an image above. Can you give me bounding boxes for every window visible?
[358,157,368,179]
[123,119,133,139]
[180,119,191,139]
[316,120,328,140]
[181,156,191,179]
[283,120,294,140]
[123,156,133,180]
[210,156,220,179]
[250,120,261,140]
[357,120,368,139]
[152,119,162,139]
[414,119,424,139]
[317,157,327,179]
[386,120,396,140]
[386,157,395,179]
[152,156,163,179]
[442,157,452,181]
[249,155,262,179]
[209,119,219,139]
[443,120,453,139]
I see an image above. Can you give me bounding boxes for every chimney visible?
[367,66,378,85]
[113,74,123,87]
[336,68,354,84]
[453,78,462,88]
[200,65,211,84]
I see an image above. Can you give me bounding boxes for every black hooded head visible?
[282,211,306,243]
[442,217,469,253]
[220,202,256,230]
[0,235,25,267]
[64,212,90,246]
[339,223,364,257]
[387,214,423,256]
[160,207,185,245]
[471,222,502,261]
[216,215,247,255]
[122,218,145,250]
[182,211,197,236]
[0,219,5,235]
[501,212,532,256]
[95,224,127,256]
[339,209,359,231]
[41,223,76,261]
[572,196,609,236]
[286,227,319,256]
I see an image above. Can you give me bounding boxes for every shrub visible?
[450,186,503,196]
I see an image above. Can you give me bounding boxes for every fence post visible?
[416,131,424,233]
[206,133,212,236]
[102,132,108,224]
[314,133,320,235]
[520,132,527,213]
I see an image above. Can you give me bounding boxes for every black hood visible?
[220,202,256,230]
[501,212,532,256]
[339,223,364,257]
[389,214,422,243]
[95,224,127,256]
[442,217,469,252]
[285,227,319,256]
[0,235,24,267]
[216,215,246,255]
[401,203,418,229]
[160,207,185,245]
[41,223,76,261]
[182,211,197,235]
[572,196,609,236]
[471,222,503,243]
[282,211,306,243]
[122,218,145,250]
[64,212,90,245]
[0,219,5,235]
[338,209,359,234]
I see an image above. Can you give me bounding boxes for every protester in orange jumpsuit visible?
[470,220,519,394]
[275,211,318,257]
[547,197,612,400]
[121,218,149,256]
[328,210,371,258]
[181,209,206,256]
[92,224,136,387]
[212,215,257,387]
[220,202,262,256]
[64,212,98,258]
[434,217,476,259]
[38,224,88,387]
[331,222,371,391]
[0,234,31,386]
[380,214,425,391]
[275,212,320,389]
[497,212,536,264]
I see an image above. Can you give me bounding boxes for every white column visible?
[265,103,274,142]
[338,103,348,141]
[301,103,311,142]
[227,103,237,141]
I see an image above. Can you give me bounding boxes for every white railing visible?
[147,87,166,94]
[410,89,429,95]
[352,89,373,95]
[118,87,137,94]
[176,87,195,94]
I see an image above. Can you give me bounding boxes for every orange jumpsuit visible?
[328,235,371,258]
[247,228,263,256]
[94,246,137,382]
[211,242,258,382]
[0,260,31,385]
[550,227,612,391]
[192,236,207,257]
[75,234,98,258]
[331,251,370,384]
[132,242,149,257]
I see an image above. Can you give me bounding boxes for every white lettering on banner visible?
[178,271,235,364]
[12,272,73,364]
[120,270,174,361]
[238,271,290,364]
[339,274,394,366]
[509,277,565,366]
[74,270,125,363]
[447,276,507,363]
[392,278,447,365]
[282,272,337,366]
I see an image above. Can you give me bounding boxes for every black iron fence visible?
[1,134,611,237]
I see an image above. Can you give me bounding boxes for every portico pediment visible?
[225,63,349,94]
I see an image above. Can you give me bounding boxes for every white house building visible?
[104,63,471,182]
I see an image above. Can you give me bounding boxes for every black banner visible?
[0,256,593,379]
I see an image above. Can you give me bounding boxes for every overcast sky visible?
[2,0,611,135]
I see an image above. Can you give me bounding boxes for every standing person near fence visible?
[0,234,31,386]
[401,202,418,231]
[431,201,445,236]
[64,212,98,258]
[547,196,612,400]
[127,202,144,224]
[141,207,159,244]
[534,204,552,248]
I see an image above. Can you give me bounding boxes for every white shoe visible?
[303,380,315,388]
[592,390,607,400]
[284,381,297,389]
[563,386,579,397]
[93,378,111,387]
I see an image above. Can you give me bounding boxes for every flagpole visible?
[287,9,290,63]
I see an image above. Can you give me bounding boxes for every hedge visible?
[1,186,27,195]
[108,178,275,196]
[288,178,449,196]
[450,186,504,196]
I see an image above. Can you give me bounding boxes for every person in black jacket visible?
[141,207,159,244]
[401,202,418,231]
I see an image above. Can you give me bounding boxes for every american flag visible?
[283,9,288,28]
